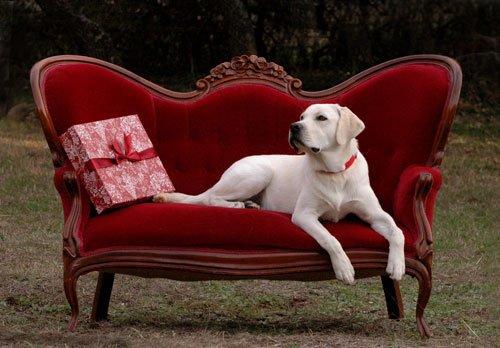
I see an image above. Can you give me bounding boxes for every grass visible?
[0,102,498,347]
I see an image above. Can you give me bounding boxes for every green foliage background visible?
[4,0,500,106]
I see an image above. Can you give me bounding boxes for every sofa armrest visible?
[393,165,442,259]
[54,167,90,257]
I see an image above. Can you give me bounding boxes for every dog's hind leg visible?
[153,156,273,209]
[153,192,247,209]
[152,191,210,205]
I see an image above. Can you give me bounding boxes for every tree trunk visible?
[0,1,13,117]
[254,10,267,57]
[315,0,327,33]
[34,0,120,63]
[221,0,257,56]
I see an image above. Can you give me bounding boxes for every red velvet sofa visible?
[30,54,461,337]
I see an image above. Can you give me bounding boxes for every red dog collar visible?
[317,154,357,175]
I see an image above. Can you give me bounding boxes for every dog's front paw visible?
[332,253,355,285]
[386,252,405,281]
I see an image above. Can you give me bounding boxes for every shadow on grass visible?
[97,310,392,336]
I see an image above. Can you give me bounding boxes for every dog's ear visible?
[336,106,365,145]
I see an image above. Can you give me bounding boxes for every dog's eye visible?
[316,115,327,121]
[300,115,304,120]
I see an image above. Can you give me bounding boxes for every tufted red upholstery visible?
[42,60,451,255]
[81,203,417,256]
[154,86,304,196]
[42,63,157,144]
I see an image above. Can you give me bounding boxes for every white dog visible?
[153,104,405,284]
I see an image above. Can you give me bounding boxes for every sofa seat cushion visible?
[81,203,417,255]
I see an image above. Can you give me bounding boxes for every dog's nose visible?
[290,123,302,133]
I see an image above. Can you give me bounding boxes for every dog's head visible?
[288,104,365,154]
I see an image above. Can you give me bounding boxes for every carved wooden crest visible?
[195,55,303,93]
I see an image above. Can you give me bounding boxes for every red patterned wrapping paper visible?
[60,115,175,213]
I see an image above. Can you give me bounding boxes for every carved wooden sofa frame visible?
[31,54,461,337]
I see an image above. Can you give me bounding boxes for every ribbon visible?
[84,133,157,171]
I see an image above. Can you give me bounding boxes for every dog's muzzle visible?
[288,122,320,153]
[288,122,303,151]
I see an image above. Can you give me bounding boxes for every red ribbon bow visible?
[84,133,157,171]
[111,134,141,164]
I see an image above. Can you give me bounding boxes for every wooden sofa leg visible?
[415,269,432,338]
[381,275,404,319]
[91,272,115,322]
[64,274,79,332]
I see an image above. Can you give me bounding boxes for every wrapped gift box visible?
[60,115,174,213]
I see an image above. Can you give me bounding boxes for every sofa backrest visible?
[32,55,461,213]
